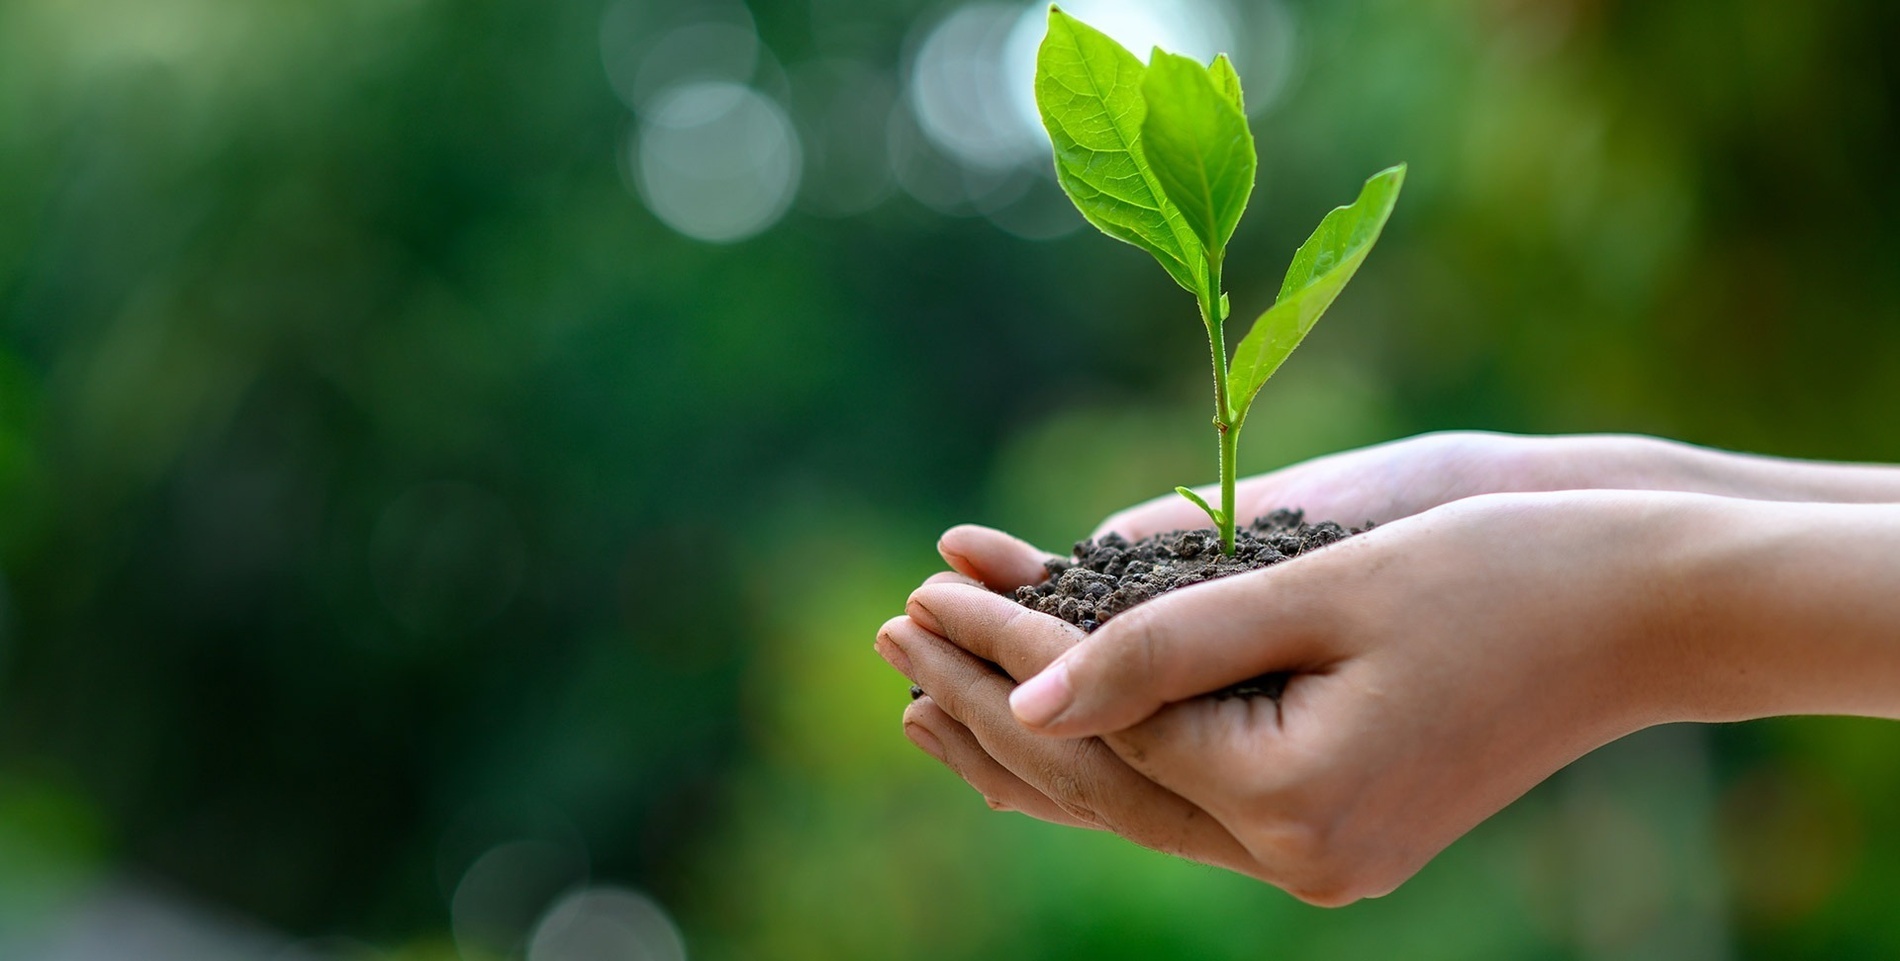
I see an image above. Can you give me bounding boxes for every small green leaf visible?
[1138,50,1256,256]
[1208,54,1243,114]
[1228,164,1406,427]
[1036,8,1206,295]
[1174,486,1227,528]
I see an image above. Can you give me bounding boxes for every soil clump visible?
[1011,509,1367,701]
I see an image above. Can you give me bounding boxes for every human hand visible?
[1095,430,1900,545]
[1088,431,1695,541]
[876,567,1267,878]
[884,491,1727,904]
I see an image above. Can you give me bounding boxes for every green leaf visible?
[1138,50,1256,256]
[1035,8,1206,295]
[1174,486,1227,528]
[1227,164,1407,427]
[1208,54,1243,114]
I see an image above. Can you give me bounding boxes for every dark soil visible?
[1011,509,1367,702]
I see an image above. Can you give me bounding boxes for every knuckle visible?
[1046,786,1099,825]
[939,672,987,722]
[1041,767,1088,810]
[1039,742,1105,825]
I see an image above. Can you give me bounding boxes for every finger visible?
[937,524,1058,592]
[1101,686,1302,801]
[907,582,1081,682]
[903,697,1098,829]
[884,617,1259,873]
[1007,548,1356,738]
[920,570,982,589]
[874,615,917,680]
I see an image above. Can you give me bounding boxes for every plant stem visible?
[1218,409,1238,554]
[1200,251,1237,555]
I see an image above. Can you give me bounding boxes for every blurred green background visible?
[0,0,1896,958]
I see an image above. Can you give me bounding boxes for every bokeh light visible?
[527,887,687,961]
[451,840,590,961]
[633,81,803,243]
[908,4,1044,171]
[600,0,764,113]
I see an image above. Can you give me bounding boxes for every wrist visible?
[1646,497,1900,724]
[1515,434,1900,505]
[1625,437,1900,504]
[1543,490,1742,737]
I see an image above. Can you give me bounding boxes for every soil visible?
[1010,509,1368,702]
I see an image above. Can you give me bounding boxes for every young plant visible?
[1035,7,1405,555]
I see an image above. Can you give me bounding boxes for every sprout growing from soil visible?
[1034,7,1405,555]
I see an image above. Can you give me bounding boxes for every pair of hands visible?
[873,431,1867,904]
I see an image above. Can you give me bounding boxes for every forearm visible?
[1660,498,1900,724]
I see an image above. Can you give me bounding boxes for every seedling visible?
[1035,7,1405,555]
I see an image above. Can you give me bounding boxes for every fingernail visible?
[875,633,913,676]
[939,548,979,582]
[906,597,944,635]
[905,721,946,762]
[1010,661,1073,728]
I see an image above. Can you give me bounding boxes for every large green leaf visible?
[1228,164,1407,426]
[1035,8,1205,295]
[1138,50,1256,257]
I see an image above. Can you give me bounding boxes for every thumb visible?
[1008,562,1340,737]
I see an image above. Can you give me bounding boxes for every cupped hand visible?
[1089,430,1692,540]
[882,491,1719,904]
[876,581,1264,877]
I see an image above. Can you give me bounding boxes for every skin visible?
[872,431,1900,905]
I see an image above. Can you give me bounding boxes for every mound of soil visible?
[1011,509,1367,701]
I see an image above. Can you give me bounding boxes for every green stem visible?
[1219,411,1238,554]
[1200,251,1236,556]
